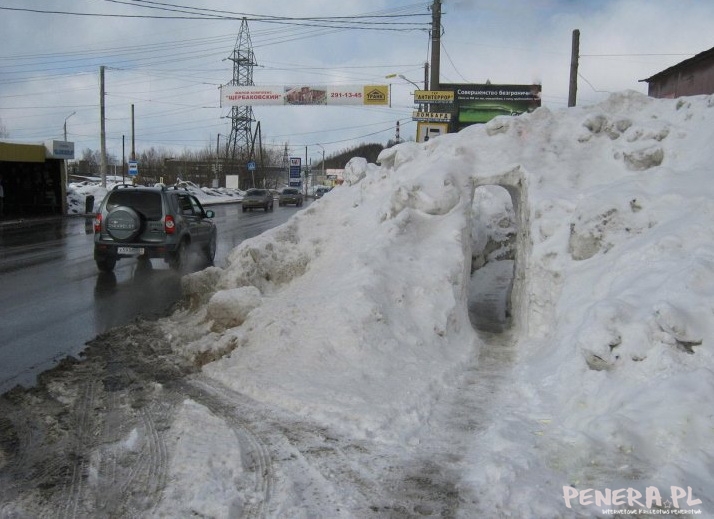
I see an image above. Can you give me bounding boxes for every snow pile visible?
[160,91,714,515]
[168,147,477,439]
[66,182,109,214]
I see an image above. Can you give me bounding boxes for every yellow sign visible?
[417,122,449,143]
[364,85,389,105]
[412,111,452,122]
[414,90,455,103]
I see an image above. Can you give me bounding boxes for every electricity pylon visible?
[226,18,257,175]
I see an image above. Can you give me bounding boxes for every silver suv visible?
[93,184,217,272]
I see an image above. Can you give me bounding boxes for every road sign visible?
[128,160,138,176]
[247,160,256,171]
[289,157,302,187]
[412,111,452,122]
[414,90,455,103]
[289,157,301,178]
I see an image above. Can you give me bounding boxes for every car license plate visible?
[118,247,144,255]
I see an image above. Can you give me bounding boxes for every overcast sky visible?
[0,0,712,164]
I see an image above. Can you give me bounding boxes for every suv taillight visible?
[165,215,176,234]
[93,214,102,233]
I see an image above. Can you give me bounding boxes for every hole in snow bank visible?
[468,185,516,333]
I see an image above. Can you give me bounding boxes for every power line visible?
[580,53,696,57]
[103,0,430,23]
[440,42,471,83]
[0,5,430,31]
[0,3,432,156]
[577,72,610,94]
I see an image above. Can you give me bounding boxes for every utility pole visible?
[429,0,442,91]
[99,65,107,187]
[319,144,325,181]
[215,133,221,187]
[304,146,308,196]
[131,104,136,161]
[282,143,289,184]
[568,29,580,107]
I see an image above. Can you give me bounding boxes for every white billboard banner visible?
[221,85,389,106]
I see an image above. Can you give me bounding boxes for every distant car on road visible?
[242,188,274,212]
[314,187,332,199]
[278,187,304,207]
[93,184,216,272]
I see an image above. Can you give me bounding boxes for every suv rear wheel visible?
[96,256,117,272]
[205,232,217,262]
[169,240,189,271]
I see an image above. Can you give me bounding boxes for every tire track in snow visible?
[138,402,172,515]
[0,393,45,517]
[179,375,453,518]
[178,375,274,519]
[1,314,504,518]
[57,377,99,519]
[90,335,180,518]
[0,321,187,518]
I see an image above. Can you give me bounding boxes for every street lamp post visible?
[386,72,427,112]
[399,75,421,90]
[63,111,76,189]
[385,73,424,91]
[63,111,76,141]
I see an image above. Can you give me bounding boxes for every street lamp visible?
[385,73,421,91]
[63,111,76,189]
[386,72,428,114]
[63,111,76,141]
[399,75,421,90]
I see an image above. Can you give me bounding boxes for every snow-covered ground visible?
[66,178,243,214]
[66,177,333,214]
[63,91,712,516]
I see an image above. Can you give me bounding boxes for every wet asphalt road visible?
[0,201,303,393]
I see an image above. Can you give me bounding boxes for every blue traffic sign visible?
[128,160,138,176]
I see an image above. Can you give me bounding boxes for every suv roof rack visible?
[111,183,190,192]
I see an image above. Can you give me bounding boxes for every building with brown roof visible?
[640,46,714,98]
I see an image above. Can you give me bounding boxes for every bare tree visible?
[79,148,118,175]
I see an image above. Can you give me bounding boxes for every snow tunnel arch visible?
[469,168,530,335]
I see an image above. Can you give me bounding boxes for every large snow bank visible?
[161,91,714,515]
